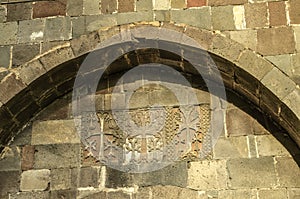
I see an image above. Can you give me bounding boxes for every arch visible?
[0,22,298,157]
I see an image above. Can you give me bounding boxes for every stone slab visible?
[20,169,50,191]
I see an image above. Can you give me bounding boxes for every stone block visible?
[17,60,46,85]
[67,0,83,16]
[50,190,77,199]
[213,136,248,159]
[9,192,50,199]
[72,16,86,38]
[171,0,186,8]
[50,168,72,190]
[257,27,295,56]
[136,0,153,11]
[33,1,66,18]
[245,3,268,28]
[86,14,117,32]
[266,54,292,77]
[18,18,45,44]
[83,0,100,15]
[0,5,6,22]
[294,26,300,52]
[212,6,235,31]
[21,145,35,171]
[171,8,211,30]
[12,44,40,67]
[208,0,247,6]
[233,5,246,30]
[0,22,18,45]
[7,2,32,22]
[184,26,213,50]
[289,0,300,24]
[288,189,300,199]
[258,189,287,199]
[79,191,107,199]
[31,120,80,145]
[117,11,153,25]
[218,189,255,199]
[269,1,287,26]
[188,160,228,190]
[256,135,289,157]
[79,167,99,188]
[276,157,300,187]
[0,73,26,104]
[0,171,20,197]
[20,169,50,191]
[227,157,277,188]
[151,185,207,199]
[133,187,151,199]
[230,30,256,51]
[118,0,135,12]
[226,108,253,136]
[187,0,206,7]
[44,17,72,41]
[153,0,171,10]
[107,191,130,199]
[292,53,300,76]
[34,144,80,169]
[261,67,296,100]
[101,0,117,14]
[0,146,20,171]
[0,46,11,68]
[283,88,300,121]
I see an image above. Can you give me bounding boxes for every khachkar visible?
[77,103,211,173]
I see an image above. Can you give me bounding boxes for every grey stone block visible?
[117,11,153,25]
[213,136,248,159]
[86,14,117,32]
[50,168,72,190]
[0,46,11,68]
[0,171,20,197]
[0,22,18,45]
[18,19,45,44]
[67,0,83,16]
[79,167,99,188]
[9,192,50,199]
[276,157,300,187]
[0,5,6,23]
[44,17,72,41]
[12,44,40,67]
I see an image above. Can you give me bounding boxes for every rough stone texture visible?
[50,168,72,190]
[67,0,83,16]
[226,108,252,136]
[21,145,35,171]
[213,136,248,159]
[9,192,50,199]
[0,146,20,171]
[0,46,11,68]
[256,135,289,157]
[218,189,255,199]
[283,88,300,119]
[31,120,80,145]
[0,22,18,45]
[12,44,40,67]
[83,0,100,15]
[18,19,45,43]
[258,189,287,199]
[20,169,50,191]
[50,190,77,199]
[153,0,171,10]
[188,160,228,190]
[230,30,257,51]
[0,171,20,197]
[33,1,66,18]
[245,3,268,28]
[187,0,206,7]
[0,5,6,23]
[227,157,277,188]
[86,14,117,32]
[261,67,296,100]
[44,17,72,41]
[71,32,100,56]
[17,60,46,85]
[7,3,32,22]
[288,189,300,199]
[266,54,293,77]
[136,0,153,11]
[34,144,80,169]
[268,1,287,26]
[118,0,135,12]
[171,8,211,30]
[289,0,300,24]
[294,26,300,52]
[257,27,296,56]
[0,73,26,104]
[276,157,300,187]
[107,191,131,199]
[208,0,247,6]
[172,0,187,8]
[151,186,207,199]
[101,0,117,14]
[212,6,235,30]
[79,167,99,188]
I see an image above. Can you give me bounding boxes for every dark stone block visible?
[33,0,66,18]
[0,73,26,104]
[79,167,99,188]
[101,0,117,14]
[50,190,76,199]
[107,191,130,199]
[7,2,32,22]
[0,146,21,171]
[0,171,20,196]
[6,89,36,116]
[12,44,40,67]
[0,46,11,68]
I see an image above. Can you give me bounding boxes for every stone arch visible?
[0,22,299,160]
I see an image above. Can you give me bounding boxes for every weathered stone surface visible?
[208,0,247,6]
[0,146,20,171]
[21,145,34,171]
[171,0,186,8]
[9,192,50,199]
[34,144,80,169]
[79,191,107,199]
[83,0,100,15]
[288,189,300,199]
[86,14,117,32]
[12,44,40,67]
[276,157,300,187]
[33,1,66,18]
[245,3,268,28]
[107,191,130,199]
[0,46,11,68]
[18,18,45,43]
[233,5,246,30]
[0,22,18,45]
[31,120,80,145]
[118,0,134,12]
[0,5,6,23]
[283,88,300,121]
[187,0,206,7]
[227,157,277,188]
[171,8,211,30]
[256,135,289,157]
[188,160,228,190]
[7,3,32,22]
[266,54,292,77]
[50,190,77,199]
[261,67,296,100]
[79,167,99,188]
[67,0,83,16]
[292,53,300,76]
[153,0,170,10]
[230,30,257,51]
[17,60,46,85]
[44,17,72,41]
[212,6,235,30]
[117,11,153,25]
[269,1,287,26]
[289,0,300,24]
[133,187,151,199]
[136,0,153,11]
[50,168,72,190]
[184,26,213,50]
[39,47,74,71]
[257,27,295,56]
[294,26,300,52]
[0,171,20,197]
[213,136,248,159]
[101,0,117,14]
[0,73,26,104]
[226,108,252,136]
[71,32,100,56]
[258,189,287,199]
[20,169,50,191]
[151,186,207,199]
[218,189,255,199]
